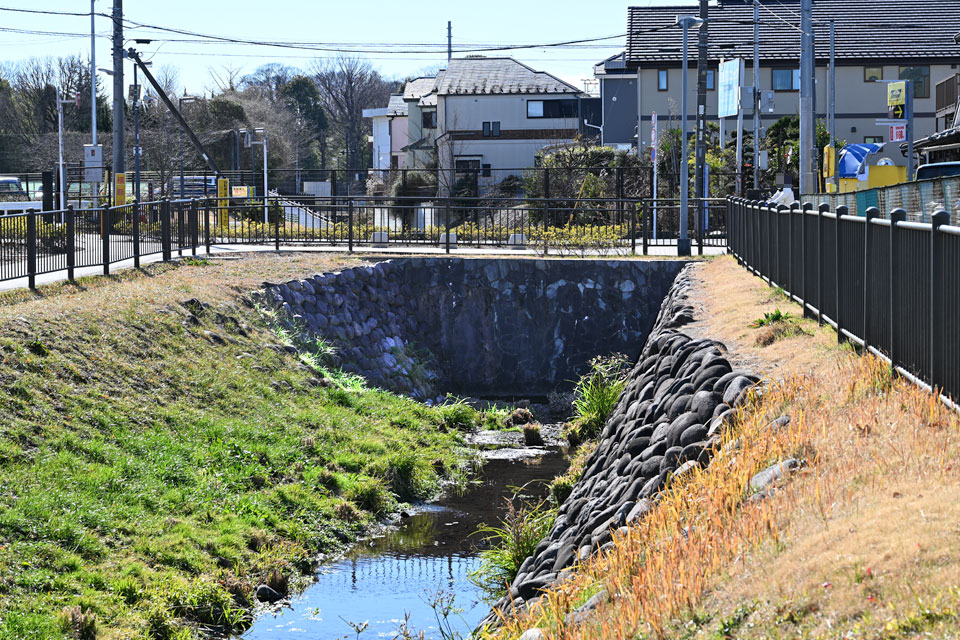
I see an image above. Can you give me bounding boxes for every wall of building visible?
[390,116,408,168]
[601,61,953,166]
[370,116,391,171]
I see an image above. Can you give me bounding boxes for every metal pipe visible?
[830,20,838,191]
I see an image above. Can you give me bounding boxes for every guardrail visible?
[727,197,960,404]
[0,196,728,289]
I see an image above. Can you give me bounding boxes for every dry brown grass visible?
[0,252,365,325]
[487,256,960,640]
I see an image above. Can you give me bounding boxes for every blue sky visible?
[0,0,697,98]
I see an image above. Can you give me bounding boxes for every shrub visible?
[342,476,393,514]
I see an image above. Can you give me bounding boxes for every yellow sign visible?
[217,177,230,227]
[887,81,906,107]
[889,103,905,120]
[114,173,126,206]
[822,145,835,178]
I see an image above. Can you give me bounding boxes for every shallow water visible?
[242,450,568,640]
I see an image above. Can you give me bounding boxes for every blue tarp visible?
[838,143,886,178]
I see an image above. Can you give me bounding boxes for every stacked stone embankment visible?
[480,266,760,626]
[254,257,686,399]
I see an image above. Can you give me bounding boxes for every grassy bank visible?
[0,254,477,639]
[487,256,960,640]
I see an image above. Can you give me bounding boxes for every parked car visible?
[0,176,27,199]
[915,162,960,181]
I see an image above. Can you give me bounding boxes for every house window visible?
[899,66,930,99]
[772,68,800,91]
[864,66,883,82]
[422,109,437,129]
[658,69,668,91]
[482,121,501,137]
[526,100,577,118]
[706,69,715,90]
[864,135,883,144]
[482,163,491,178]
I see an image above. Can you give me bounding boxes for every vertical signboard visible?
[217,177,230,227]
[114,173,126,206]
[718,59,743,119]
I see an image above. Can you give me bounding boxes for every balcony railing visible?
[935,74,959,116]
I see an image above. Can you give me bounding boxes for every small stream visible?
[242,448,568,640]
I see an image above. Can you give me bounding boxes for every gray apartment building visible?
[596,1,960,166]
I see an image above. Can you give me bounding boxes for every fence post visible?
[631,200,638,255]
[801,202,812,309]
[274,198,281,252]
[543,169,550,199]
[191,199,199,256]
[133,199,141,268]
[203,199,211,254]
[889,208,905,369]
[100,203,111,275]
[696,198,704,256]
[817,203,828,325]
[835,205,847,343]
[775,204,787,286]
[642,200,649,256]
[348,199,354,253]
[26,208,36,290]
[66,205,75,282]
[445,200,451,254]
[930,209,948,387]
[863,206,879,352]
[161,198,171,262]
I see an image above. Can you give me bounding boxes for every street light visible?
[56,87,77,211]
[178,95,199,198]
[676,14,704,257]
[127,48,152,204]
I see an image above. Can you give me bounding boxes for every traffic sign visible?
[889,124,907,142]
[888,103,905,120]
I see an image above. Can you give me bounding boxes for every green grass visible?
[750,308,793,328]
[565,353,630,444]
[0,294,476,638]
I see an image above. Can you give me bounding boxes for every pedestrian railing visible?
[816,175,960,224]
[0,195,727,288]
[727,197,960,404]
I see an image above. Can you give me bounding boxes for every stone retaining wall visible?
[255,258,686,399]
[479,265,760,627]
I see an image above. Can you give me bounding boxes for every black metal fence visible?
[727,197,960,404]
[0,195,727,288]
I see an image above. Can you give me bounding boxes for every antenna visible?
[447,21,452,61]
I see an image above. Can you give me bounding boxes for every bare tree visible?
[311,55,395,171]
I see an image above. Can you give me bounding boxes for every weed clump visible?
[522,423,545,446]
[750,308,810,347]
[565,353,630,444]
[469,491,557,601]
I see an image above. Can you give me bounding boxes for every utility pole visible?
[798,0,815,195]
[447,21,452,61]
[111,0,124,181]
[133,58,141,202]
[753,0,760,191]
[693,0,709,237]
[90,0,97,147]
